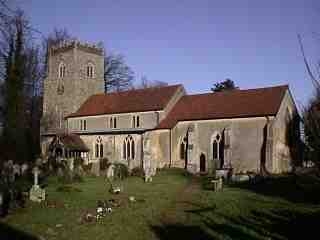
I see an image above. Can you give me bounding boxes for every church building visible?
[41,40,299,174]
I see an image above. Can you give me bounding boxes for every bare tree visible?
[298,34,320,168]
[104,53,134,92]
[0,7,46,162]
[136,75,168,89]
[42,28,72,78]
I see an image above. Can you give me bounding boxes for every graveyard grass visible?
[1,168,320,240]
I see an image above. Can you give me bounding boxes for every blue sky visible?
[15,0,320,108]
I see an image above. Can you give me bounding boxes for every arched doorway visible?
[200,153,206,172]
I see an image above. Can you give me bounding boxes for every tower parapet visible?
[51,40,104,56]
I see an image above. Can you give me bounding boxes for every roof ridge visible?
[156,84,289,129]
[92,84,183,97]
[184,84,289,98]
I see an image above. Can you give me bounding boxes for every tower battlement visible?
[51,39,104,56]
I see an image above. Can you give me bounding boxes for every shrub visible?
[82,163,93,173]
[56,160,73,184]
[303,90,320,169]
[113,163,128,180]
[100,158,110,171]
[130,167,144,177]
[73,172,84,182]
[74,157,84,168]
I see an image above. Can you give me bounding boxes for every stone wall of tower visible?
[42,41,105,133]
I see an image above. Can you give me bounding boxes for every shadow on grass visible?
[228,173,320,204]
[0,222,38,240]
[181,201,320,240]
[203,208,320,240]
[151,224,215,240]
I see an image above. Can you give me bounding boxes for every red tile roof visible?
[68,84,182,117]
[157,85,288,129]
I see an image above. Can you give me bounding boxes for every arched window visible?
[58,62,66,78]
[211,132,225,169]
[131,139,135,158]
[86,63,94,78]
[100,143,103,157]
[123,135,135,160]
[95,136,103,158]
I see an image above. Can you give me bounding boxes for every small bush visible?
[100,158,110,171]
[73,172,84,182]
[57,170,73,184]
[74,157,84,168]
[56,161,73,184]
[82,163,93,173]
[131,167,144,177]
[113,163,129,180]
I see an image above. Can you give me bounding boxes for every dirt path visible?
[159,176,202,224]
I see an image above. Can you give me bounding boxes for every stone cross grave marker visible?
[33,167,39,186]
[29,167,46,202]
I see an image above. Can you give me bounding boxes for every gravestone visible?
[29,167,46,202]
[106,164,115,179]
[211,177,223,191]
[231,174,250,182]
[68,157,74,171]
[35,158,42,166]
[21,163,29,175]
[91,162,100,176]
[3,160,15,183]
[144,158,156,182]
[13,164,21,178]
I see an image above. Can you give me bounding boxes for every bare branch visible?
[297,34,320,89]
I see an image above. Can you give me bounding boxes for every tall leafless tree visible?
[136,75,168,89]
[104,53,134,92]
[298,34,320,168]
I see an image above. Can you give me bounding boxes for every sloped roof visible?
[157,85,288,129]
[68,84,182,118]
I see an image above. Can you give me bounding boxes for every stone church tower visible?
[42,40,105,133]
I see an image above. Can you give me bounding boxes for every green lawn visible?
[1,169,320,240]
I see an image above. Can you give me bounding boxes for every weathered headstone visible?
[231,174,250,182]
[35,158,42,166]
[33,167,39,186]
[106,164,115,179]
[211,177,223,191]
[68,157,74,171]
[91,162,100,176]
[21,163,29,175]
[4,160,15,183]
[144,167,153,182]
[13,164,21,178]
[29,167,45,202]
